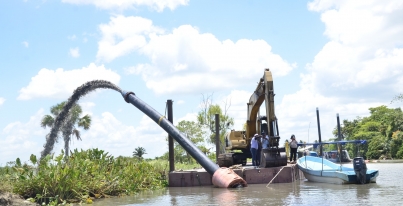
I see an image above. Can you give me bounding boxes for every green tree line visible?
[333,105,403,160]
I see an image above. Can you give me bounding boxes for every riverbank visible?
[368,159,403,163]
[0,192,38,206]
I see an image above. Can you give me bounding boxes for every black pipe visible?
[167,100,175,172]
[122,91,219,175]
[215,114,220,163]
[316,107,323,156]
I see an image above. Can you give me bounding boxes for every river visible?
[94,163,403,205]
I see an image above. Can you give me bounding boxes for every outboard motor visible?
[353,157,367,184]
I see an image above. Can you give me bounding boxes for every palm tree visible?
[41,101,91,157]
[133,147,147,159]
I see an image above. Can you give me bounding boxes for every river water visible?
[94,163,403,205]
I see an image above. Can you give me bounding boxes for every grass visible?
[0,166,13,193]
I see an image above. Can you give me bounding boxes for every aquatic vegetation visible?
[5,149,167,204]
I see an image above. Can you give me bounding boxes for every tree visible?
[334,105,403,159]
[391,131,403,159]
[332,118,362,140]
[175,120,205,163]
[41,101,91,158]
[197,94,234,154]
[391,94,403,104]
[133,147,147,159]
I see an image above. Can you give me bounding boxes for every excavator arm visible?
[218,68,287,167]
[246,69,279,144]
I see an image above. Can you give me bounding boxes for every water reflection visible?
[93,163,403,206]
[354,184,371,199]
[168,186,244,205]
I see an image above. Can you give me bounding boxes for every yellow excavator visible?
[218,68,288,167]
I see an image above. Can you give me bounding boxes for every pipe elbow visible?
[212,167,247,188]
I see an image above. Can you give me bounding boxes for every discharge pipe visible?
[122,90,247,188]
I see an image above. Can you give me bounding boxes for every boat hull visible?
[297,156,378,184]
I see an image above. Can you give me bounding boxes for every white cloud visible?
[0,98,4,106]
[52,112,168,159]
[136,25,295,95]
[174,91,249,131]
[103,16,295,95]
[21,41,29,48]
[217,0,403,143]
[305,0,403,97]
[79,101,96,116]
[269,0,403,143]
[97,15,164,62]
[68,35,77,40]
[215,90,251,131]
[69,47,80,58]
[18,63,120,100]
[62,0,189,12]
[0,109,46,165]
[176,112,197,123]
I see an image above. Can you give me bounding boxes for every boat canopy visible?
[297,140,367,147]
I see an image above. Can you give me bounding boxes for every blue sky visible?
[1,0,403,165]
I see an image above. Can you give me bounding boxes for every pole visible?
[168,100,174,172]
[337,113,342,141]
[215,114,220,163]
[337,113,342,162]
[316,107,323,156]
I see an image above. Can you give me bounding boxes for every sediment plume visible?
[40,80,121,160]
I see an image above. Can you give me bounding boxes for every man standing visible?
[250,134,259,167]
[289,134,298,164]
[256,135,262,167]
[260,132,269,168]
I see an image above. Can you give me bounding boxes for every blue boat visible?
[297,156,378,184]
[296,140,379,184]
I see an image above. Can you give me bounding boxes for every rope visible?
[266,166,285,187]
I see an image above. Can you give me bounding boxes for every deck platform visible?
[169,164,304,187]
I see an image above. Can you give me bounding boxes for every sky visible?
[1,0,403,165]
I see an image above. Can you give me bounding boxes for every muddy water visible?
[94,163,403,205]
